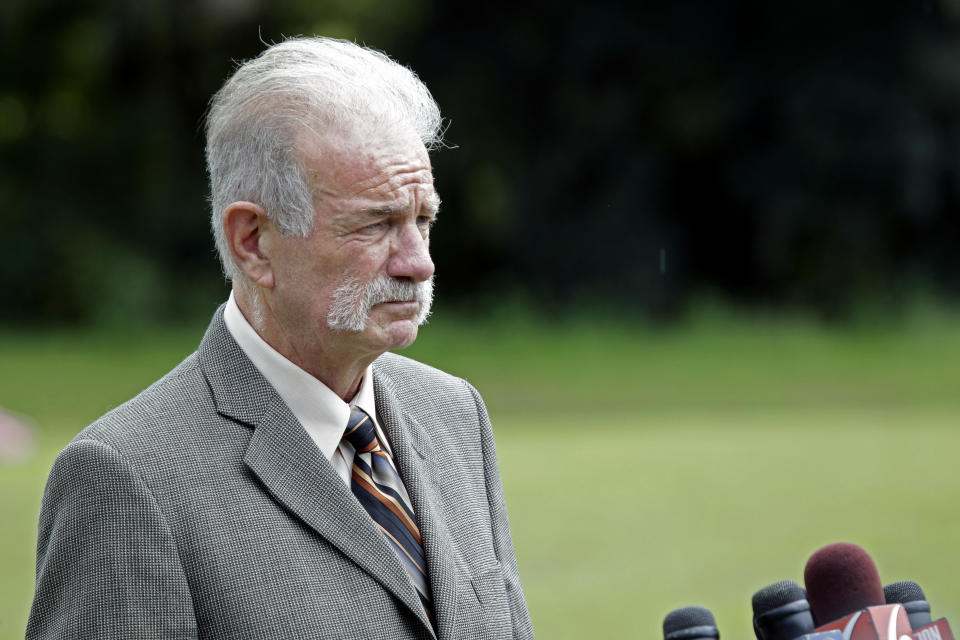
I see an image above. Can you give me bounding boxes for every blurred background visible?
[2,0,960,638]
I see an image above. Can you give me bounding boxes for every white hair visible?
[204,36,444,281]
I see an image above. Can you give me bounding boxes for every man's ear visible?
[222,201,275,288]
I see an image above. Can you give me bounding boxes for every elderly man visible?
[28,37,534,640]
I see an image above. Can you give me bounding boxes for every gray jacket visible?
[27,308,534,639]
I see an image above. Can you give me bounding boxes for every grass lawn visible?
[2,309,959,639]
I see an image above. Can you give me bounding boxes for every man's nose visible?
[386,223,435,283]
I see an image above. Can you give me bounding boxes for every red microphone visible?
[804,542,913,640]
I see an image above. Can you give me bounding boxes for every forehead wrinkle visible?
[347,163,432,196]
[300,139,429,191]
[309,165,433,209]
[298,128,436,218]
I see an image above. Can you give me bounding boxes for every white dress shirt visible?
[223,292,393,486]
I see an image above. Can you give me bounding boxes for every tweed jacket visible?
[27,308,534,640]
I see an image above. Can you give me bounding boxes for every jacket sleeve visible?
[27,438,197,640]
[463,380,536,639]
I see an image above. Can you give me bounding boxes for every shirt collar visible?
[223,291,385,460]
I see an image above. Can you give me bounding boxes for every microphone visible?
[664,606,720,640]
[884,581,955,640]
[805,542,886,626]
[752,580,816,640]
[804,542,911,640]
[884,582,932,630]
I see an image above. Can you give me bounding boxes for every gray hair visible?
[204,36,444,281]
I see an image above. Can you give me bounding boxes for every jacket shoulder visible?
[73,350,213,451]
[373,351,485,410]
[374,351,471,391]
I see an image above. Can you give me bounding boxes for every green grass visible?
[498,409,960,639]
[2,310,960,639]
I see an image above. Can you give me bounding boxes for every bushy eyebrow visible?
[359,206,402,218]
[355,192,441,219]
[424,192,441,215]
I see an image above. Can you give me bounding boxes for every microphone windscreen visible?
[753,580,807,616]
[883,581,926,604]
[804,542,885,625]
[664,606,718,640]
[884,580,932,629]
[753,579,815,640]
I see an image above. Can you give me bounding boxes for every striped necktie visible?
[343,406,434,621]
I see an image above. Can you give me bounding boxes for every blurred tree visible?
[1,0,958,324]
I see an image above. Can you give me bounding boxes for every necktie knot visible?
[344,406,379,454]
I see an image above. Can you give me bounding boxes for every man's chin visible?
[379,318,421,350]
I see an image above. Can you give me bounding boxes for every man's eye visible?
[362,222,386,232]
[417,216,435,228]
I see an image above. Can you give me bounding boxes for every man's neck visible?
[233,285,371,402]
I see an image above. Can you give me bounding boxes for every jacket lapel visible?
[197,308,435,636]
[374,370,460,640]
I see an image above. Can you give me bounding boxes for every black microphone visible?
[752,580,816,640]
[664,606,720,640]
[885,580,956,640]
[884,581,933,630]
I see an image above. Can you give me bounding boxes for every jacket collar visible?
[197,306,438,637]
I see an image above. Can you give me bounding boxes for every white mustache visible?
[327,275,434,332]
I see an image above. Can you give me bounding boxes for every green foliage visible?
[4,1,960,323]
[2,312,959,638]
